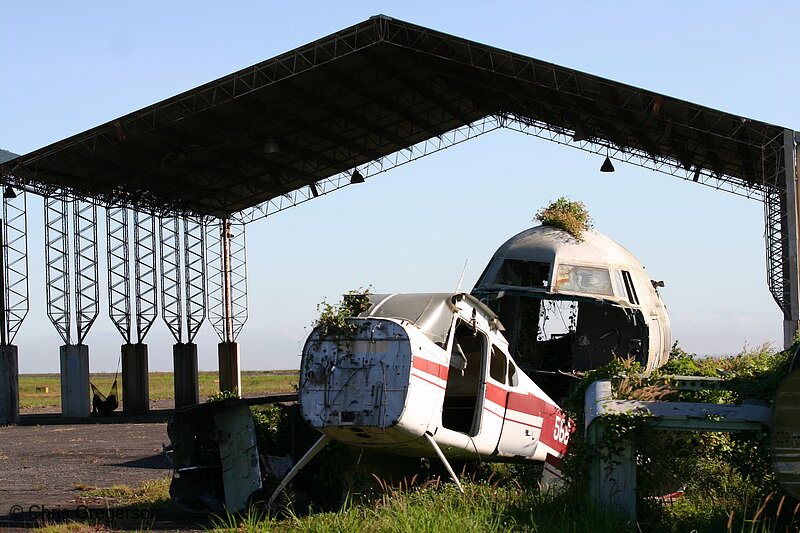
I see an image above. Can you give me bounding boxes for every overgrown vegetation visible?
[313,286,372,338]
[560,342,798,532]
[534,196,593,241]
[209,479,633,533]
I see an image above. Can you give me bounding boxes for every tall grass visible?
[209,481,633,533]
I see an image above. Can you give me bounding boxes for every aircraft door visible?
[483,344,511,454]
[441,321,487,438]
[495,357,539,458]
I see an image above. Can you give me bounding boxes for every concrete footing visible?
[173,343,199,408]
[122,343,149,414]
[0,345,19,425]
[61,344,90,417]
[218,342,241,395]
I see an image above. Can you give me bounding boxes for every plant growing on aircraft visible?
[534,197,592,241]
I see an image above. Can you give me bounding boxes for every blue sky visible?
[1,2,797,373]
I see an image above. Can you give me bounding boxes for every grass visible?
[76,477,172,507]
[19,370,298,409]
[209,481,634,533]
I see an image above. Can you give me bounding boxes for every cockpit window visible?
[555,264,613,296]
[493,259,550,288]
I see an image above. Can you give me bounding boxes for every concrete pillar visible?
[218,341,241,395]
[173,343,199,408]
[122,343,149,414]
[0,345,19,425]
[60,344,90,418]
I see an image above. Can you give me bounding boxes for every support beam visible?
[60,344,89,417]
[218,341,241,394]
[173,343,199,408]
[121,343,149,414]
[0,345,19,425]
[784,129,800,347]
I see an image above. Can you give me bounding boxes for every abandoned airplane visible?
[471,225,671,400]
[269,291,574,505]
[168,223,671,511]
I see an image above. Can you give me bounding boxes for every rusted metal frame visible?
[134,211,158,343]
[206,219,247,343]
[1,189,28,344]
[106,207,131,343]
[45,197,71,344]
[73,201,99,345]
[159,217,183,343]
[183,216,206,344]
[231,115,502,224]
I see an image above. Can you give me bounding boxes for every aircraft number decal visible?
[553,415,571,445]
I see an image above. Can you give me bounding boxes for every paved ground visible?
[0,403,206,531]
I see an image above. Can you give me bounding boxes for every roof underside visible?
[0,15,789,219]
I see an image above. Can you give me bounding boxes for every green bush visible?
[534,197,593,241]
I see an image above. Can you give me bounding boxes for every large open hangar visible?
[0,15,796,423]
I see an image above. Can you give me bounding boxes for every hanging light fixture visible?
[309,182,319,197]
[350,169,365,184]
[600,150,615,173]
[263,136,280,154]
[3,185,16,199]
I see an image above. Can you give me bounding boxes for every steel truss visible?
[134,212,158,343]
[159,216,206,343]
[106,208,159,344]
[232,113,791,316]
[1,189,29,344]
[45,197,71,344]
[73,202,99,345]
[232,115,502,223]
[106,207,131,342]
[207,220,247,342]
[45,197,100,344]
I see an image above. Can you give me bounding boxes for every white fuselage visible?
[299,296,571,463]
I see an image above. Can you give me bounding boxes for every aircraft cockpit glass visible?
[554,264,613,297]
[493,259,550,288]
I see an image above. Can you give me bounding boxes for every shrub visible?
[534,197,593,240]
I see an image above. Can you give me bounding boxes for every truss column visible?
[117,212,159,413]
[209,219,247,395]
[783,130,800,347]
[0,187,27,424]
[107,207,153,414]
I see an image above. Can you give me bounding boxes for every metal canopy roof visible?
[0,15,789,220]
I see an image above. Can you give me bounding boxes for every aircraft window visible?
[615,271,627,300]
[493,259,550,288]
[507,362,519,387]
[621,271,640,305]
[489,345,506,383]
[555,264,613,296]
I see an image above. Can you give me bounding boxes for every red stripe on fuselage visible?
[484,382,573,455]
[412,356,449,381]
